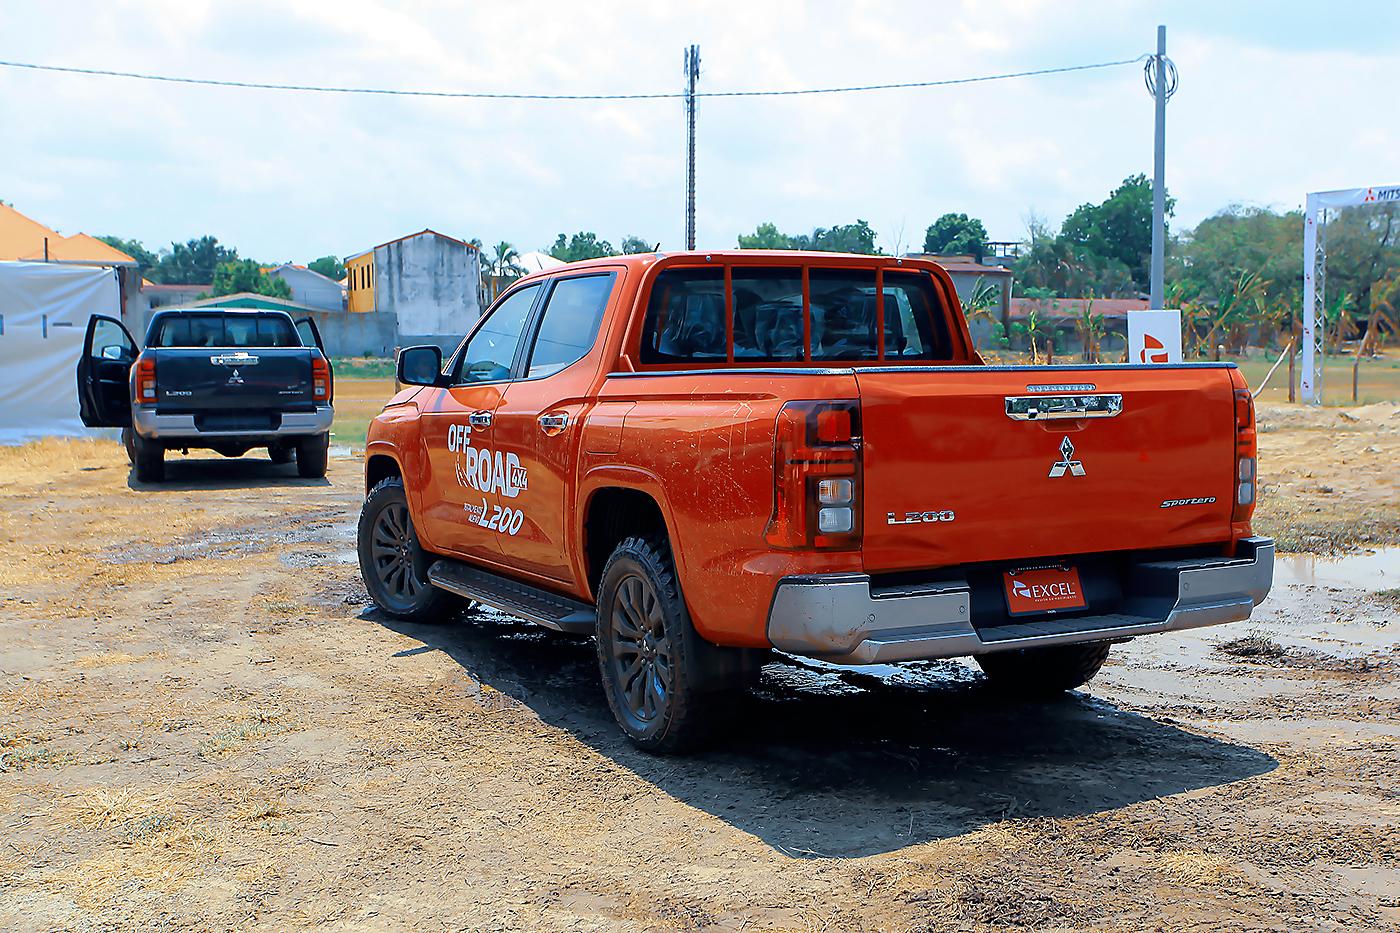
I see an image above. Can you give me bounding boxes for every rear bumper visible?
[133,406,333,441]
[766,537,1274,664]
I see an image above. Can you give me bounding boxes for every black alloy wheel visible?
[608,572,674,729]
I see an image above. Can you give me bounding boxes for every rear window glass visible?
[882,272,948,360]
[640,269,725,364]
[153,314,299,348]
[638,265,954,365]
[732,269,803,362]
[809,269,877,360]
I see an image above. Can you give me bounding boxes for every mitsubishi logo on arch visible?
[1048,435,1086,478]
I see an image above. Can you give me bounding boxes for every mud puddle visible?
[1275,546,1400,590]
[103,508,356,565]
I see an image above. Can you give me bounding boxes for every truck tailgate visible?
[155,348,316,411]
[856,365,1239,573]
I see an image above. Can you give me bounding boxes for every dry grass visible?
[0,436,122,476]
[1158,849,1245,886]
[198,708,294,760]
[1217,632,1289,659]
[72,651,168,670]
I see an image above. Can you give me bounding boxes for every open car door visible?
[76,314,138,428]
[294,316,325,353]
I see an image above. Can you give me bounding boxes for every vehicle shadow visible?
[369,606,1278,858]
[126,456,333,491]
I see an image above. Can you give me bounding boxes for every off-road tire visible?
[975,640,1112,695]
[121,427,136,465]
[131,430,165,483]
[357,476,461,623]
[296,432,329,478]
[596,536,733,754]
[268,444,294,465]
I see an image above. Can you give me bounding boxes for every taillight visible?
[136,354,156,406]
[1232,388,1256,523]
[765,400,861,550]
[312,354,333,403]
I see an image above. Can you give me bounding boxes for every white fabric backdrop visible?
[0,261,122,444]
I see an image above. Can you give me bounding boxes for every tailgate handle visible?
[1005,394,1122,421]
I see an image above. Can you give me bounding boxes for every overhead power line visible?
[0,56,1145,101]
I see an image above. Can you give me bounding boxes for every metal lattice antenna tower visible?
[684,45,700,250]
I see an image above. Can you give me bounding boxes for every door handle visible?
[468,411,493,429]
[538,412,569,435]
[1004,394,1122,421]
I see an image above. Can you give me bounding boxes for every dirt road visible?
[1,404,1397,931]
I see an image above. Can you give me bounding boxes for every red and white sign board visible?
[1127,309,1182,365]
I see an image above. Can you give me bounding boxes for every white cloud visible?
[0,0,1394,261]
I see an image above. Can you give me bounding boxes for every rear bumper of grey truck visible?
[133,406,333,441]
[766,537,1274,664]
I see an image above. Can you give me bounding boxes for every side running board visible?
[426,559,597,635]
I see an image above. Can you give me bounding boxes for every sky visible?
[1,0,1397,264]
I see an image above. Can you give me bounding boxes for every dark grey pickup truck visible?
[76,309,334,482]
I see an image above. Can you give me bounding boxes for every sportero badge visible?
[1048,436,1086,478]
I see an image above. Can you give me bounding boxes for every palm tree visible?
[1073,298,1105,363]
[1022,307,1050,363]
[493,242,523,280]
[960,277,1006,353]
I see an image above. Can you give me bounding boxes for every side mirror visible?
[101,344,127,361]
[396,345,444,387]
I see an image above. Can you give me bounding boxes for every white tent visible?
[0,261,122,444]
[516,251,567,274]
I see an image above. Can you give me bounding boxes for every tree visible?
[621,235,654,254]
[98,236,158,276]
[154,236,237,285]
[211,259,292,299]
[1060,174,1172,294]
[922,213,988,261]
[492,241,523,279]
[737,222,795,250]
[738,220,882,254]
[548,232,615,262]
[308,255,345,281]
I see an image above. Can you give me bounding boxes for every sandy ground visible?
[1,404,1398,932]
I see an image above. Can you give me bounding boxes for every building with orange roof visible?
[0,204,138,265]
[0,203,148,329]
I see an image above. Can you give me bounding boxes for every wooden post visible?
[1353,357,1360,402]
[1288,349,1296,403]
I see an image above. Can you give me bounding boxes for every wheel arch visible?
[580,480,674,602]
[365,451,403,494]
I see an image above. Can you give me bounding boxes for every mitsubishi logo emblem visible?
[1049,436,1086,478]
[227,368,244,386]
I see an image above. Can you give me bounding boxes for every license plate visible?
[1002,565,1087,616]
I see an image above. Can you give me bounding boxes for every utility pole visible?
[1149,25,1168,310]
[684,44,700,251]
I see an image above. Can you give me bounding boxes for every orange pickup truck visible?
[358,251,1273,751]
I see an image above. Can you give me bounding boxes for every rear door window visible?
[526,273,615,378]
